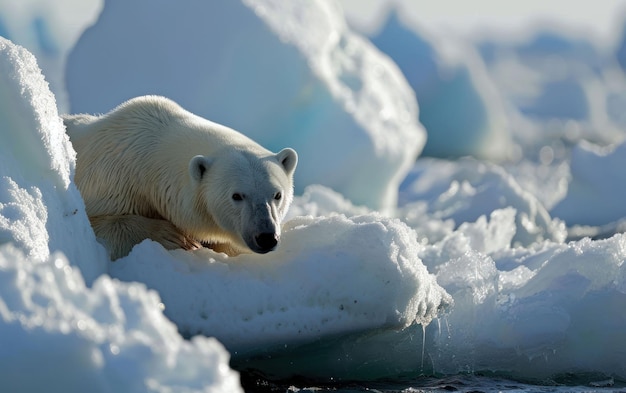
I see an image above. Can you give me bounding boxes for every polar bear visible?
[63,95,298,260]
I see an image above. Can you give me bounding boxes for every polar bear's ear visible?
[276,148,298,176]
[189,155,213,182]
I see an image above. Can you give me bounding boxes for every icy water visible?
[232,324,626,393]
[240,373,625,393]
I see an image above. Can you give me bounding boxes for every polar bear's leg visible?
[207,242,243,256]
[90,215,201,260]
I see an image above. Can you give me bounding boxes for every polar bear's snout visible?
[253,232,279,253]
[245,218,280,253]
[240,198,284,254]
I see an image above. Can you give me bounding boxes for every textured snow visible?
[0,245,242,393]
[2,0,626,387]
[0,37,242,393]
[0,37,106,284]
[110,214,451,354]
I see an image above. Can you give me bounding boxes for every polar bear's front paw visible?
[90,214,201,259]
[158,232,202,252]
[146,221,202,252]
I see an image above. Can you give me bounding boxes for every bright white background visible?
[339,0,626,46]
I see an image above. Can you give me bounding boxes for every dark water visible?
[231,326,625,393]
[240,371,625,393]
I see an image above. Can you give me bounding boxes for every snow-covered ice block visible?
[0,37,243,391]
[109,213,452,355]
[481,32,600,122]
[0,0,102,112]
[424,231,626,380]
[399,158,566,247]
[478,31,626,151]
[0,245,242,393]
[66,0,425,211]
[0,37,106,284]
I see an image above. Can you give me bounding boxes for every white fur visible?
[64,95,297,259]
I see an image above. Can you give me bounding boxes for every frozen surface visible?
[0,37,106,284]
[110,214,451,355]
[0,245,242,393]
[65,0,424,212]
[0,37,242,393]
[398,158,567,247]
[420,212,626,380]
[3,0,626,388]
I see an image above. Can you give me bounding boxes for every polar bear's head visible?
[189,148,298,254]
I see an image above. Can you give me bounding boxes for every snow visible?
[2,0,626,389]
[0,246,242,393]
[0,36,242,393]
[110,214,450,354]
[0,37,106,284]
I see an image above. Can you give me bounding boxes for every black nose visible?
[254,232,278,252]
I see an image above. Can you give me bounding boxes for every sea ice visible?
[2,0,626,387]
[109,214,452,355]
[398,158,566,247]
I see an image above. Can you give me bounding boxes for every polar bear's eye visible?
[274,192,282,201]
[232,193,244,201]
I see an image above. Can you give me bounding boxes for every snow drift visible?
[0,36,242,393]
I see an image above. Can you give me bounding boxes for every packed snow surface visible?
[2,0,626,390]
